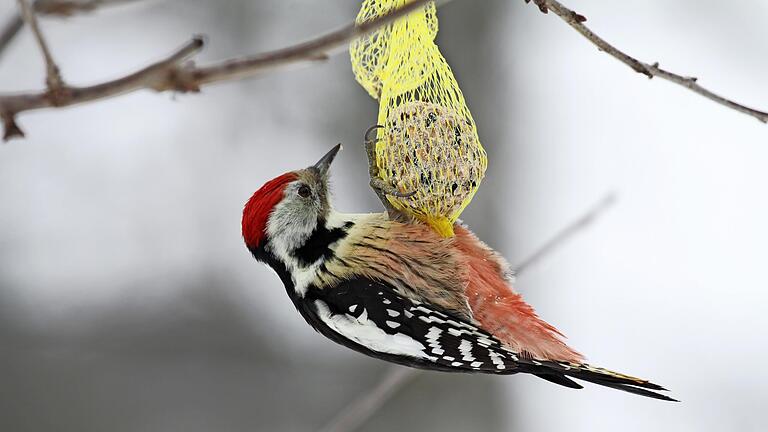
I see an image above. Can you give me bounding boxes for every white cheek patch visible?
[266,196,322,296]
[314,300,430,360]
[268,209,365,297]
[266,197,317,255]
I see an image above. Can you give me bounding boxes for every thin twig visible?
[319,367,418,432]
[319,193,617,432]
[16,0,66,96]
[0,0,440,140]
[34,0,140,16]
[0,11,24,58]
[1,0,142,59]
[524,0,768,123]
[512,192,617,275]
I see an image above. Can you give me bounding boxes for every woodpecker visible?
[242,144,675,401]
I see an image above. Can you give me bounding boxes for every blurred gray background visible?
[1,0,767,431]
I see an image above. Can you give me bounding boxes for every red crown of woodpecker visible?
[242,172,297,248]
[242,144,341,249]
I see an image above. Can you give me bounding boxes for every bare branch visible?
[512,192,617,275]
[1,36,203,140]
[524,0,768,123]
[319,367,418,432]
[3,0,765,133]
[0,0,441,141]
[17,0,66,95]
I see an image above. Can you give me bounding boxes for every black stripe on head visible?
[292,218,352,267]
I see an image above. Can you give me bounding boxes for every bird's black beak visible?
[312,143,342,176]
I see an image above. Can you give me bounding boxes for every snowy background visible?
[1,0,767,431]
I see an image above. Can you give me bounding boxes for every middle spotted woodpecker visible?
[242,144,675,401]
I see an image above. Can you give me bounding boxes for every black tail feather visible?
[534,372,583,389]
[570,374,678,402]
[523,361,678,402]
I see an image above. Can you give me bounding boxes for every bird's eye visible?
[297,185,311,198]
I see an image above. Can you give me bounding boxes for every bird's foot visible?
[363,124,416,219]
[370,178,417,199]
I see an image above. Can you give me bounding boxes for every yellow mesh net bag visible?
[350,0,487,237]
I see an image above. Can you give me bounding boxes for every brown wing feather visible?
[321,214,473,321]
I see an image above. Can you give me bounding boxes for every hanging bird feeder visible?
[350,0,487,237]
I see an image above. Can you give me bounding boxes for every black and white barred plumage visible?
[243,145,676,401]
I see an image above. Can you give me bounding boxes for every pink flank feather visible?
[453,225,584,363]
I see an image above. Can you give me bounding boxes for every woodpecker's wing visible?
[304,277,523,374]
[303,277,676,401]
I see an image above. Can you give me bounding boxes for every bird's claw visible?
[363,125,415,219]
[364,124,384,172]
[370,178,417,199]
[364,124,384,145]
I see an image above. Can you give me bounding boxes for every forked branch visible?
[0,0,439,140]
[16,0,66,96]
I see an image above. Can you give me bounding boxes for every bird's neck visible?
[256,210,376,297]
